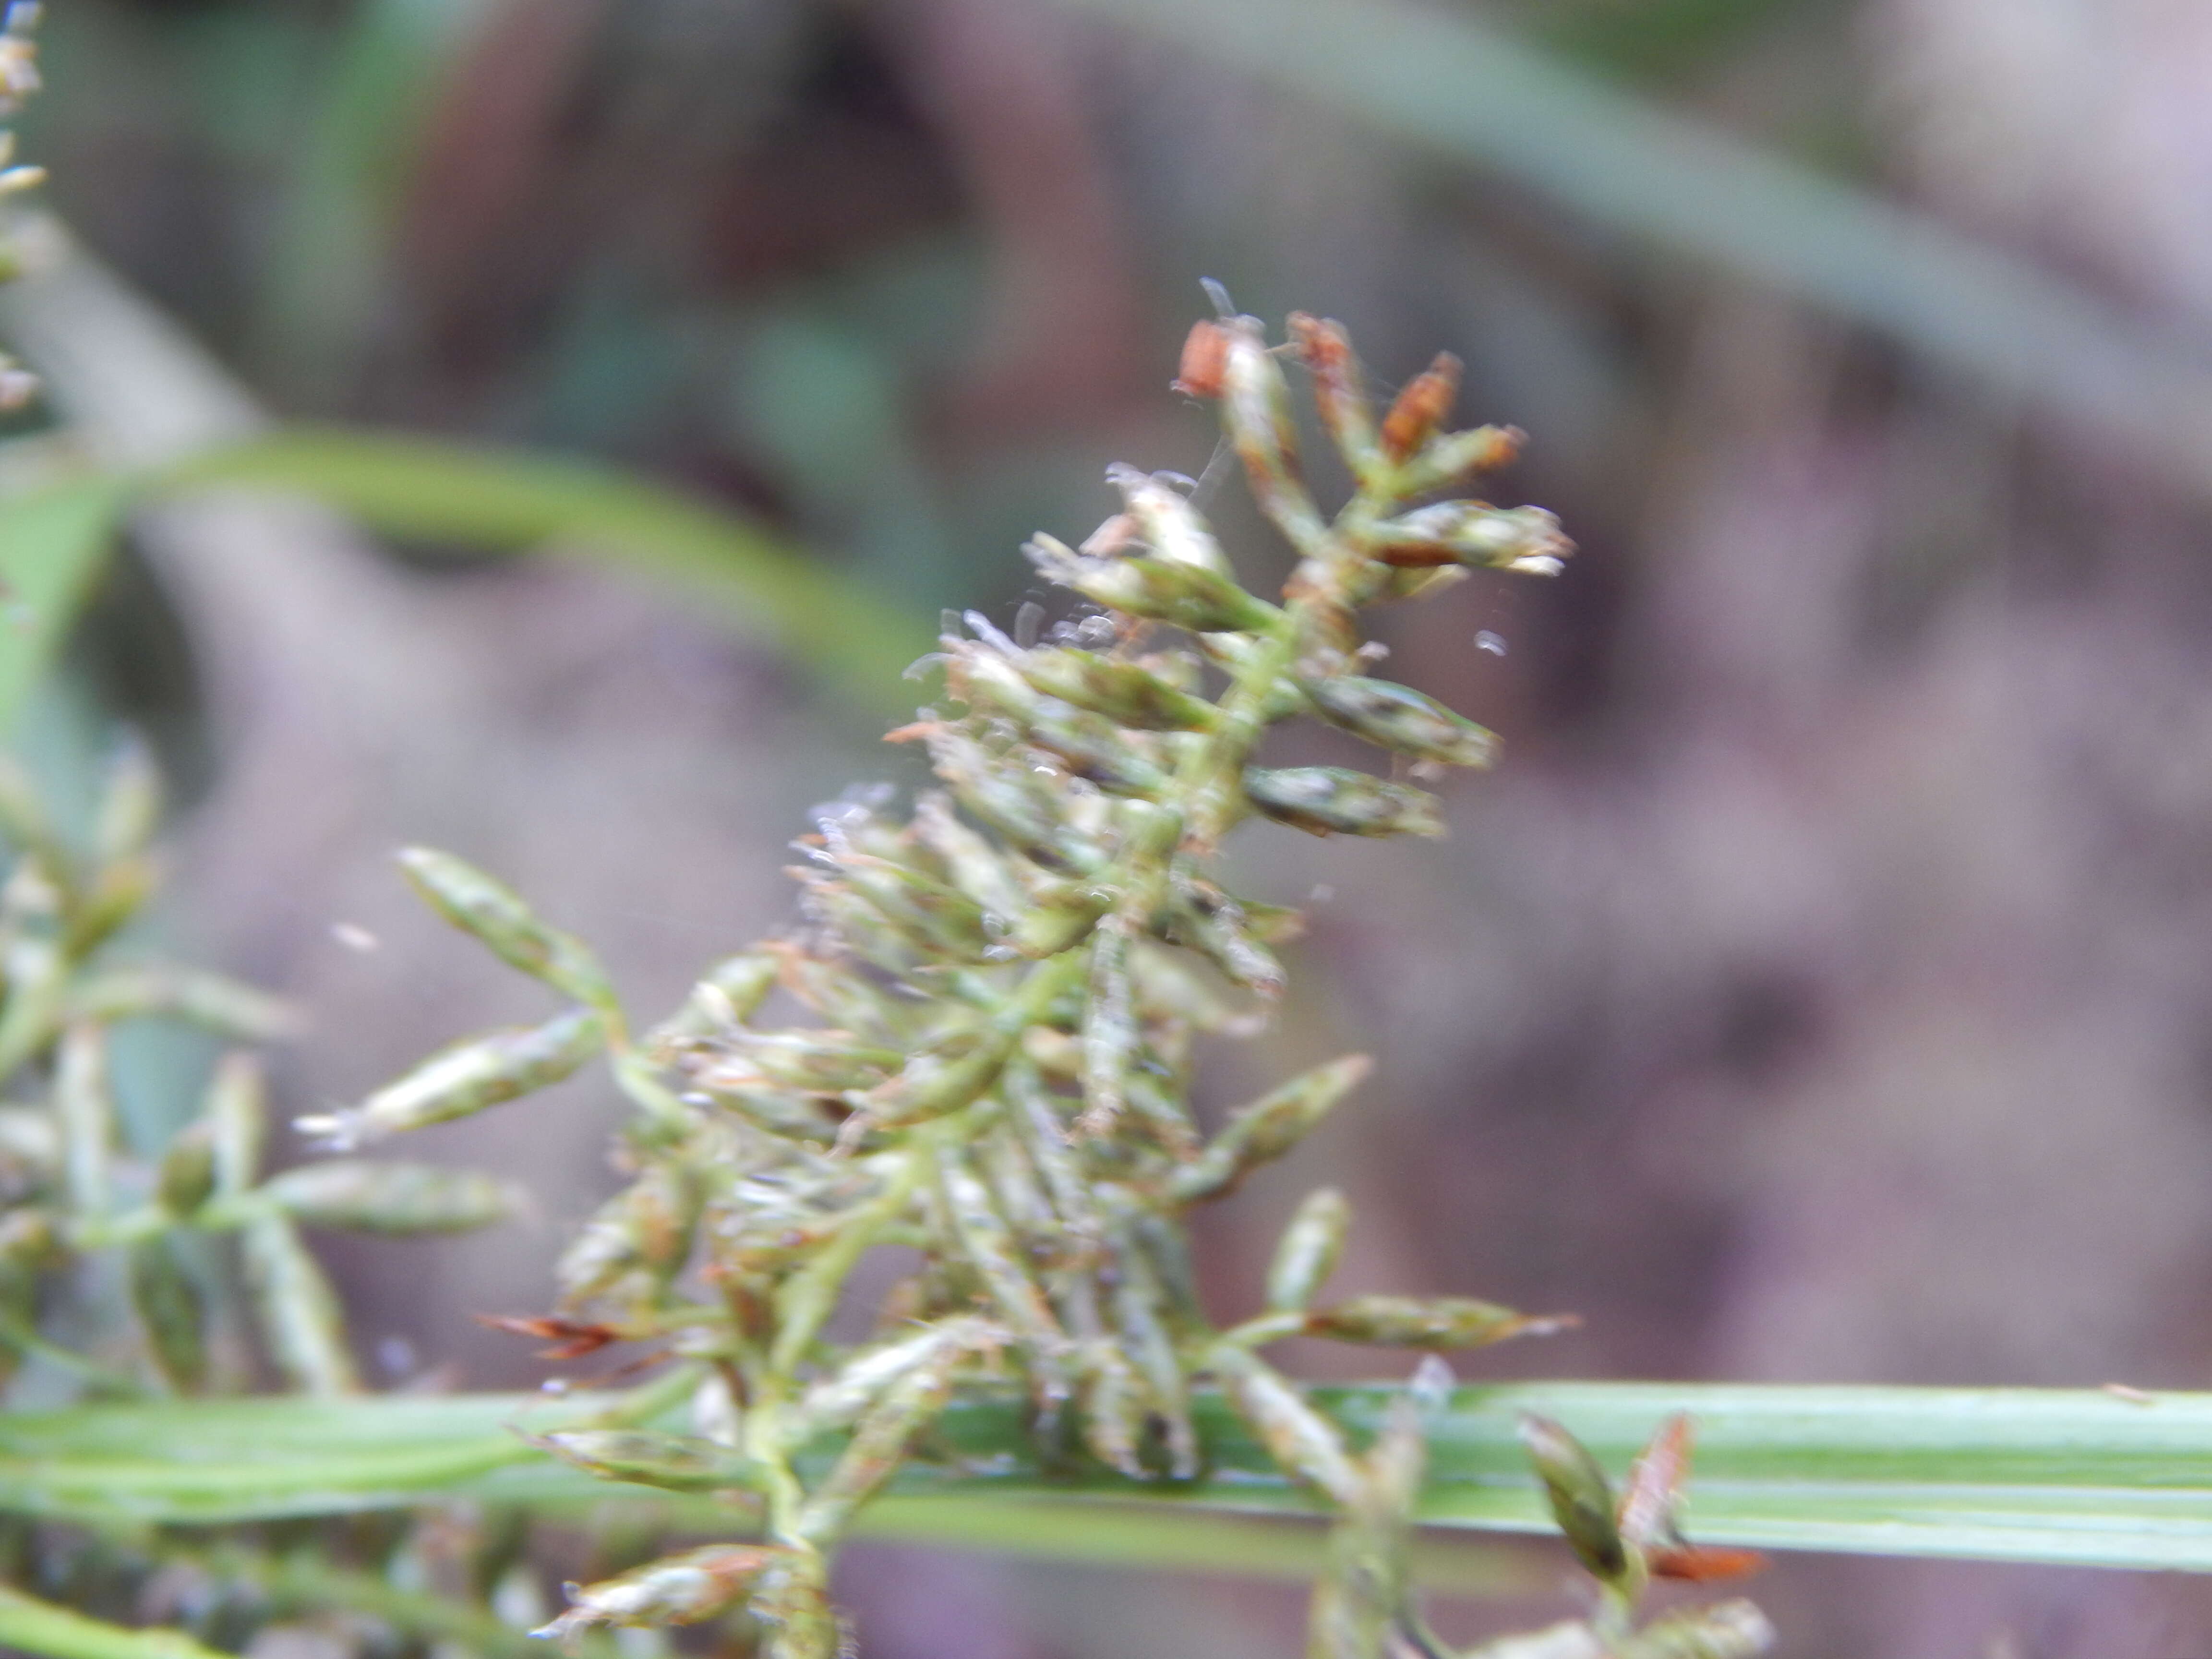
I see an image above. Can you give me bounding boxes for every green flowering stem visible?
[763,1165,926,1383]
[1219,1311,1311,1348]
[1165,530,1370,852]
[750,1149,951,1577]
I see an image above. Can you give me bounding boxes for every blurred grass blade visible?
[253,0,492,398]
[1537,0,1803,84]
[0,421,933,733]
[1261,1382,2212,1571]
[185,1544,581,1659]
[12,1382,2212,1572]
[0,1389,594,1522]
[161,429,931,711]
[1051,0,2212,494]
[0,1584,227,1659]
[0,472,130,731]
[2,223,934,723]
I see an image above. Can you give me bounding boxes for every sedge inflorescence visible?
[0,740,512,1407]
[337,306,1771,1659]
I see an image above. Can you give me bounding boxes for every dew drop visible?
[1409,1353,1456,1410]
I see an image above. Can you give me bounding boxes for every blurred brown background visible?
[14,0,2212,1653]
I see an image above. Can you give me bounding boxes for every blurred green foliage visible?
[0,428,932,734]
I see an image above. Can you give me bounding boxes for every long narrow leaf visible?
[0,471,131,730]
[160,429,931,711]
[854,1494,1539,1588]
[0,425,932,730]
[9,1381,2212,1572]
[252,0,485,397]
[1049,0,2212,496]
[0,228,932,728]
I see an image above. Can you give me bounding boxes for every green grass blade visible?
[1050,0,2212,495]
[11,1381,2212,1572]
[1536,0,1804,84]
[0,1585,228,1659]
[0,423,934,733]
[0,471,132,731]
[848,1494,1539,1591]
[160,429,932,712]
[251,0,484,398]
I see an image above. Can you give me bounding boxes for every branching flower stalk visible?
[330,307,1773,1659]
[0,741,520,1403]
[0,747,629,1656]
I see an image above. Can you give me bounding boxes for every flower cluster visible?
[347,306,1770,1659]
[0,744,515,1407]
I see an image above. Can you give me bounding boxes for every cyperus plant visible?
[334,304,1770,1659]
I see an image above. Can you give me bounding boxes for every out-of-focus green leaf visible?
[1052,0,2212,496]
[161,429,932,710]
[0,473,131,732]
[0,421,935,732]
[1532,0,1811,84]
[0,1585,227,1659]
[254,0,491,398]
[13,1381,2212,1573]
[186,1545,589,1659]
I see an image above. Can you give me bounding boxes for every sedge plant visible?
[308,305,1772,1659]
[0,39,1763,1640]
[6,22,2212,1659]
